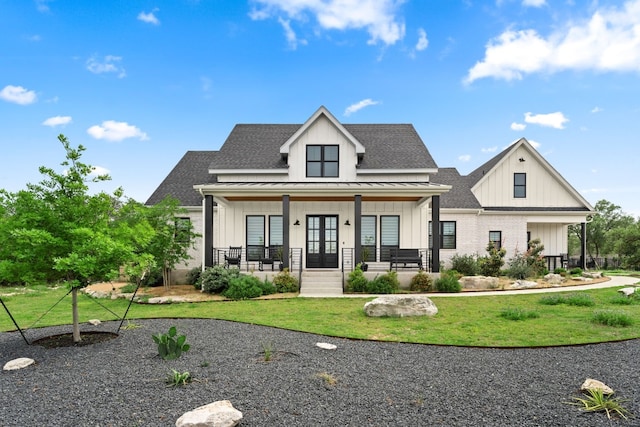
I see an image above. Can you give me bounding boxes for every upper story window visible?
[514,173,526,198]
[306,145,338,177]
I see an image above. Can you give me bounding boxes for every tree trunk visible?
[72,287,81,343]
[163,266,172,291]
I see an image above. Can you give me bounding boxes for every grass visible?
[2,284,640,347]
[499,307,540,321]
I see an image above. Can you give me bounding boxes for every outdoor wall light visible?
[293,219,300,226]
[344,219,351,226]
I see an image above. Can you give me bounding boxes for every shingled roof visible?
[145,151,218,206]
[431,168,482,209]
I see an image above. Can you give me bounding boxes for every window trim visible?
[246,215,265,261]
[514,173,526,198]
[380,215,399,262]
[489,230,502,250]
[306,144,339,178]
[361,215,377,262]
[429,220,457,250]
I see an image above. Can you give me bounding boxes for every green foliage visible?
[186,267,202,288]
[538,293,595,307]
[450,253,479,276]
[129,265,163,287]
[538,294,565,305]
[612,222,640,270]
[346,265,368,292]
[435,270,462,292]
[261,342,274,361]
[592,310,633,327]
[499,307,540,321]
[119,283,138,294]
[507,239,546,279]
[410,270,433,292]
[222,275,264,300]
[152,326,191,360]
[366,271,399,294]
[272,268,299,293]
[478,242,506,277]
[165,369,192,388]
[569,267,583,276]
[259,278,276,295]
[200,265,240,294]
[569,388,631,419]
[554,267,567,275]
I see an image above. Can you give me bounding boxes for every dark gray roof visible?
[431,168,482,209]
[467,146,511,186]
[209,123,438,170]
[145,151,218,206]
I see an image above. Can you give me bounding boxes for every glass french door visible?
[306,215,338,268]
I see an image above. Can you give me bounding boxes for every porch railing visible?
[341,247,432,273]
[212,247,303,284]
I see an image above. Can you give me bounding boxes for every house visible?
[146,106,593,288]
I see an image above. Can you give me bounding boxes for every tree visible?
[612,221,640,270]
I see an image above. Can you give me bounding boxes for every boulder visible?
[543,273,564,285]
[459,276,499,290]
[581,378,614,395]
[582,271,602,279]
[316,342,337,350]
[364,295,438,318]
[3,357,35,371]
[176,400,242,427]
[618,287,638,297]
[509,280,538,289]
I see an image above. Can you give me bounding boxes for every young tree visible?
[612,221,640,270]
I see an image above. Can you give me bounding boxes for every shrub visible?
[129,266,163,287]
[200,265,240,294]
[272,268,299,293]
[223,275,264,300]
[569,267,583,276]
[435,270,462,293]
[507,239,546,279]
[450,253,479,276]
[366,271,399,294]
[538,294,565,305]
[118,283,137,294]
[564,293,596,307]
[554,267,567,275]
[152,326,190,360]
[347,266,368,292]
[507,252,532,280]
[478,242,506,277]
[592,310,633,327]
[186,266,202,288]
[410,270,433,292]
[258,278,276,295]
[499,307,540,321]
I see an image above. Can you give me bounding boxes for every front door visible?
[306,215,338,268]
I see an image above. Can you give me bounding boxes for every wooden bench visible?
[389,249,423,270]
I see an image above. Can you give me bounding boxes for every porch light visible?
[344,219,351,226]
[293,219,300,226]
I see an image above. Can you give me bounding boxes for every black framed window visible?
[514,173,526,198]
[174,217,191,243]
[489,231,502,250]
[246,215,265,261]
[380,215,399,262]
[269,215,283,260]
[361,215,377,262]
[429,221,456,250]
[306,145,339,177]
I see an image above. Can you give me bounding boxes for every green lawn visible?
[1,284,639,347]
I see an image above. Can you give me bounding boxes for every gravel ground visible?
[1,318,638,427]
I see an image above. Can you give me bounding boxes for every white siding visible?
[528,223,567,256]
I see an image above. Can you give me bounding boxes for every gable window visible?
[429,221,456,250]
[379,216,399,262]
[306,145,338,177]
[514,173,526,198]
[361,216,377,262]
[174,217,191,243]
[246,215,265,261]
[489,231,502,250]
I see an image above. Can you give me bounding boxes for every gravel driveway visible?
[1,318,638,426]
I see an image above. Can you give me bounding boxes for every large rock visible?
[582,271,602,279]
[581,378,614,395]
[3,357,35,371]
[619,287,638,297]
[176,400,242,427]
[543,273,564,285]
[509,280,538,289]
[364,295,438,318]
[460,276,499,290]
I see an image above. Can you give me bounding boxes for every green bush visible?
[347,266,368,292]
[478,242,506,277]
[222,275,264,300]
[569,267,583,276]
[129,266,163,287]
[366,271,399,294]
[592,310,633,327]
[186,266,202,289]
[538,293,595,307]
[435,270,462,293]
[200,265,240,294]
[554,267,567,275]
[538,294,565,305]
[410,270,433,292]
[272,268,299,293]
[450,253,479,276]
[258,278,276,295]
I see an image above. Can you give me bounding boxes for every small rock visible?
[176,400,243,427]
[88,319,101,326]
[364,295,438,317]
[147,296,188,304]
[581,378,614,395]
[509,280,538,289]
[316,342,337,350]
[618,287,637,297]
[3,357,35,371]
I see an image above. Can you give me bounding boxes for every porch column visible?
[431,195,441,273]
[354,195,362,266]
[204,195,214,268]
[282,195,290,269]
[580,222,587,270]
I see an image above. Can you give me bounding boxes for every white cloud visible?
[524,111,569,129]
[481,146,498,153]
[510,122,526,131]
[528,139,541,149]
[416,28,428,51]
[0,85,37,105]
[465,0,640,84]
[591,106,603,113]
[87,120,149,142]
[35,0,52,13]
[344,99,380,116]
[42,116,72,127]
[249,0,406,46]
[522,0,546,7]
[458,154,471,162]
[278,17,307,49]
[86,55,126,78]
[138,9,160,25]
[90,166,110,177]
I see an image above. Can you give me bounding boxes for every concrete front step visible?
[300,271,343,297]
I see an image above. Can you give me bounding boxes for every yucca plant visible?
[569,388,631,419]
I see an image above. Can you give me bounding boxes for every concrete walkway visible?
[303,275,639,298]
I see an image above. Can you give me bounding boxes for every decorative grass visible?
[592,310,633,327]
[2,285,640,347]
[499,307,540,321]
[538,293,595,307]
[569,388,631,419]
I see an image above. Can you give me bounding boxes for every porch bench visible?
[389,249,423,270]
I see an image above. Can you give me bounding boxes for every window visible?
[429,221,456,250]
[246,216,265,261]
[306,145,339,177]
[489,231,502,250]
[380,216,399,261]
[269,216,283,247]
[361,216,377,262]
[514,173,526,198]
[174,217,191,243]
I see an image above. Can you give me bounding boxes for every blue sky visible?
[2,0,639,217]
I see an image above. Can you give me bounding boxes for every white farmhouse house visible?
[146,106,593,289]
